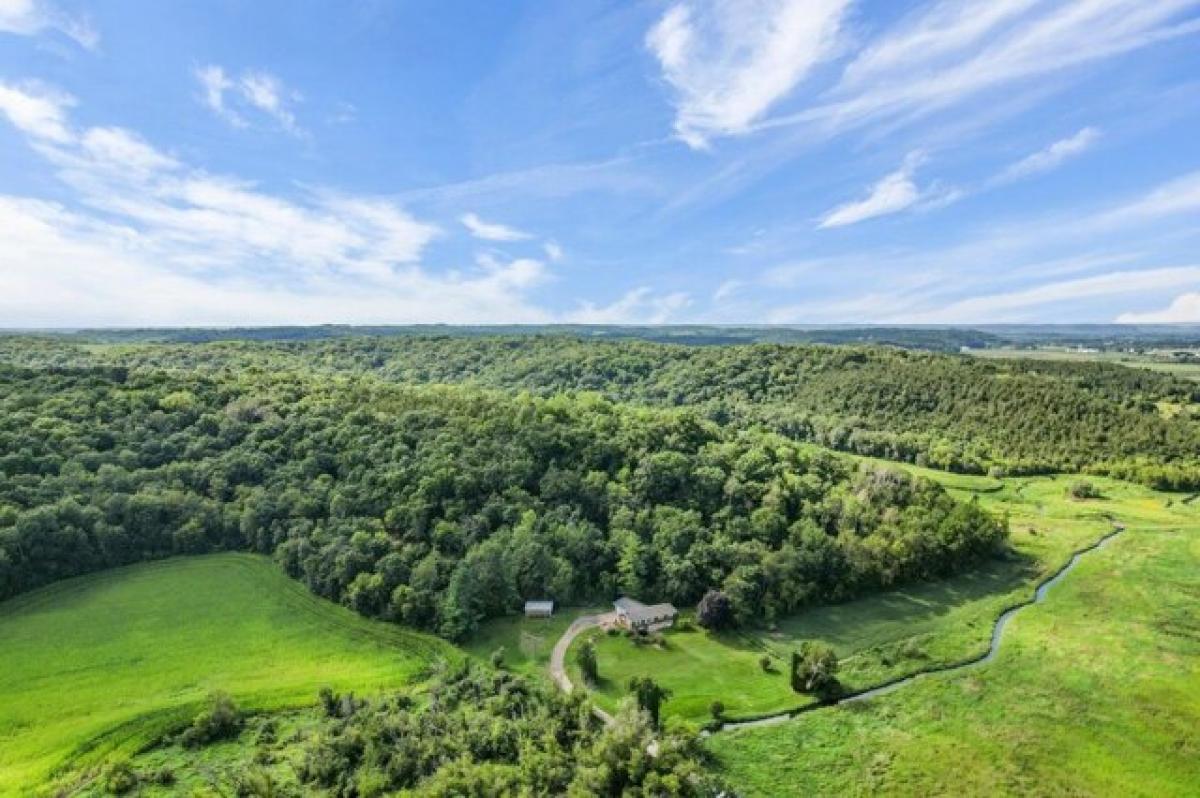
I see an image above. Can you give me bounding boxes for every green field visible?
[966,346,1200,381]
[0,554,452,796]
[707,517,1200,795]
[566,468,1199,729]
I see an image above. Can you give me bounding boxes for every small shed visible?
[524,600,555,618]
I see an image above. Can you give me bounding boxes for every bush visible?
[710,700,725,719]
[1067,480,1102,500]
[576,639,598,684]
[696,589,735,631]
[490,646,506,669]
[790,642,840,698]
[103,761,137,795]
[180,691,242,748]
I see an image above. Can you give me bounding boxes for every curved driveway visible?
[549,612,615,724]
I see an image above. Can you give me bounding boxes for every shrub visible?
[180,691,242,748]
[490,646,506,669]
[696,589,735,631]
[103,761,137,795]
[790,642,840,698]
[710,700,725,719]
[576,639,599,684]
[1067,480,1102,500]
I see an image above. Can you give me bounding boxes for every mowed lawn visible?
[567,468,1198,727]
[707,519,1200,796]
[0,553,453,796]
[570,625,800,724]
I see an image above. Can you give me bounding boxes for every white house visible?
[613,597,677,632]
[524,600,554,618]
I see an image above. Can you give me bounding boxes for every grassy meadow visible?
[566,467,1198,728]
[966,346,1200,381]
[0,554,452,796]
[706,516,1200,796]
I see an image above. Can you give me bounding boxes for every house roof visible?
[614,596,677,624]
[524,600,554,612]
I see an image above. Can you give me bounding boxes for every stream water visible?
[715,525,1125,733]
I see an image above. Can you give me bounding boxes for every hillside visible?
[3,335,1197,487]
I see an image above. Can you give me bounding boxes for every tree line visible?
[0,362,1006,639]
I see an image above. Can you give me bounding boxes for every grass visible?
[965,346,1200,381]
[706,517,1200,796]
[0,553,453,797]
[565,465,1198,729]
[464,606,604,680]
[569,625,800,724]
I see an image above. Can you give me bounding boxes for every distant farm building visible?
[524,600,554,618]
[613,597,678,632]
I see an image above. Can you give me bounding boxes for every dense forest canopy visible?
[0,359,1004,638]
[4,334,1197,488]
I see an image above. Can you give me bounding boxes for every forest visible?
[4,334,1198,488]
[0,353,1006,639]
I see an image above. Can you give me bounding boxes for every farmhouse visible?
[613,597,677,632]
[524,600,554,618]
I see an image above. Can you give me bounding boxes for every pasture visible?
[566,469,1198,729]
[0,554,451,796]
[706,516,1200,795]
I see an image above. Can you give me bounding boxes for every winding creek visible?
[713,523,1126,734]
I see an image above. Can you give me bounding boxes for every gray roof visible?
[614,596,677,624]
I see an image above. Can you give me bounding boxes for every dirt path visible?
[549,612,615,724]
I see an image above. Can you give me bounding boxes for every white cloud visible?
[1095,169,1200,225]
[1118,293,1200,323]
[460,212,533,242]
[0,196,554,325]
[567,287,691,324]
[818,152,952,228]
[759,0,1200,139]
[646,0,851,148]
[0,80,74,142]
[994,127,1100,184]
[0,0,97,49]
[195,65,304,136]
[0,80,590,325]
[898,266,1200,323]
[712,279,743,302]
[543,240,564,262]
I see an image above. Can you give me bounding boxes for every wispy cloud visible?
[896,266,1200,323]
[1118,292,1200,322]
[758,0,1200,140]
[460,212,533,242]
[0,80,586,325]
[0,0,97,49]
[195,65,304,136]
[992,126,1100,185]
[0,79,74,142]
[818,152,957,228]
[567,287,691,324]
[543,240,564,262]
[645,0,851,149]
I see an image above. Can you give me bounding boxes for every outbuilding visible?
[524,600,555,618]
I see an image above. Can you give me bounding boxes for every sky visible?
[1,0,1199,327]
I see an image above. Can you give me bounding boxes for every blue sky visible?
[1,0,1199,326]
